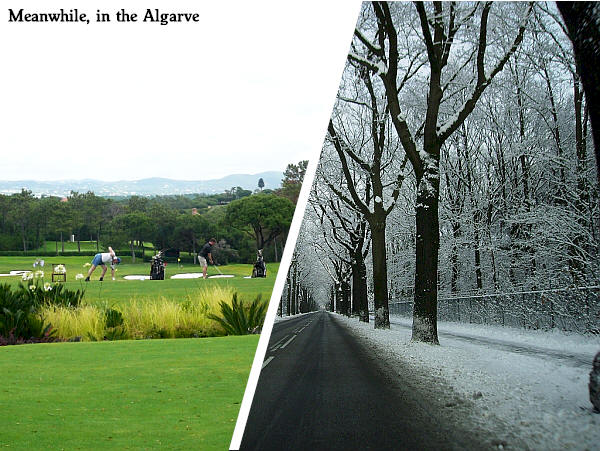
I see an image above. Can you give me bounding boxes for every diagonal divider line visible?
[228,7,362,449]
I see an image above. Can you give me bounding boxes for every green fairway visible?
[33,240,108,253]
[0,256,279,306]
[0,336,258,450]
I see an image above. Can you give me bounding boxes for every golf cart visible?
[251,249,267,278]
[150,251,165,280]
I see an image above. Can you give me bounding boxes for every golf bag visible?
[150,251,165,280]
[251,249,267,278]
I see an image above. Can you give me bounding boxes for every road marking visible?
[269,336,288,351]
[279,334,297,350]
[262,356,274,369]
[296,321,312,333]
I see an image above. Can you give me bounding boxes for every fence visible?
[389,286,600,334]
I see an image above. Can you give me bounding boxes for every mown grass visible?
[0,336,258,450]
[0,256,279,305]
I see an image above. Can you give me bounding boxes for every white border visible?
[228,5,361,449]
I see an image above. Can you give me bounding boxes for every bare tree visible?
[326,59,409,327]
[557,2,600,180]
[349,1,533,342]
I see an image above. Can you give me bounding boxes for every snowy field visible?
[335,312,600,450]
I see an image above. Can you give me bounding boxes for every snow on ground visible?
[335,312,600,450]
[274,311,315,323]
[395,316,600,358]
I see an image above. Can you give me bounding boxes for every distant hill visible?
[0,172,283,197]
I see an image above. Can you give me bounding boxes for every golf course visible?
[0,171,304,449]
[0,253,278,450]
[0,255,278,305]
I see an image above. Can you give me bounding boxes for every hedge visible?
[0,250,145,258]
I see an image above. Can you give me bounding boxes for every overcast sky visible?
[0,1,361,181]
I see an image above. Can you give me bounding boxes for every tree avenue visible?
[332,2,531,341]
[299,2,598,346]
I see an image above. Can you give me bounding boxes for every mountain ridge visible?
[0,171,283,197]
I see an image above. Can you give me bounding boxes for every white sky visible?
[0,1,361,181]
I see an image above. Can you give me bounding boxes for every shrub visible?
[0,251,98,257]
[103,307,128,340]
[104,308,124,328]
[17,281,84,308]
[208,293,267,335]
[0,283,58,344]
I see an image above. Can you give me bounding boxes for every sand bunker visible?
[170,273,203,279]
[123,273,236,280]
[0,270,30,277]
[123,275,150,280]
[169,273,235,279]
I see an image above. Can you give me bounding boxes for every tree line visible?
[0,161,306,264]
[285,2,599,340]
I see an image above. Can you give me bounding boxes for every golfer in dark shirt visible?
[198,238,216,279]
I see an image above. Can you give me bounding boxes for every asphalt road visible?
[240,311,483,450]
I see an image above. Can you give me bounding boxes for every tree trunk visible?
[516,81,537,280]
[369,218,390,328]
[329,286,335,312]
[22,226,27,253]
[352,252,369,323]
[570,78,589,284]
[291,263,297,315]
[473,212,483,291]
[130,241,136,263]
[342,280,351,316]
[412,173,440,344]
[557,2,600,182]
[351,265,359,316]
[486,205,499,290]
[286,275,291,316]
[61,231,64,253]
[450,221,460,293]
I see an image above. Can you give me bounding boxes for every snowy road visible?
[388,317,595,369]
[342,313,600,450]
[240,311,492,450]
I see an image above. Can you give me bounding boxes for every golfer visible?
[85,246,121,281]
[198,238,216,279]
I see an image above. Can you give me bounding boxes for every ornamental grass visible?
[40,286,237,341]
